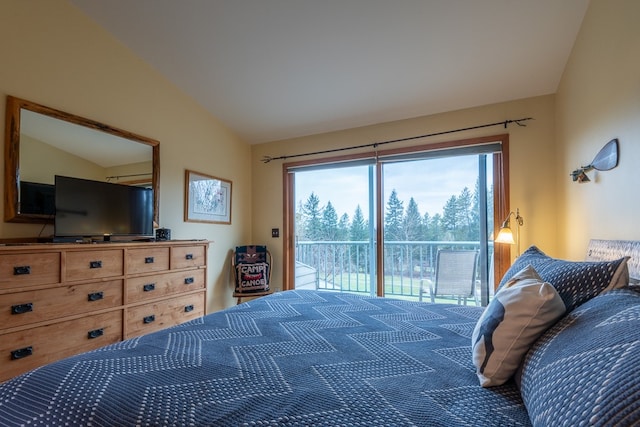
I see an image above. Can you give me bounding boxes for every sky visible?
[295,155,490,220]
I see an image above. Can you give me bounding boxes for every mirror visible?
[4,96,160,225]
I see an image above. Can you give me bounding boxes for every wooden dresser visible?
[0,240,208,382]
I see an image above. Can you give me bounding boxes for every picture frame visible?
[184,169,232,224]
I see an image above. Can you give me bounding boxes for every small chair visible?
[419,249,479,305]
[232,245,272,304]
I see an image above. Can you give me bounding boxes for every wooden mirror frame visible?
[4,95,160,225]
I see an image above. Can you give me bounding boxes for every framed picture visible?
[184,169,232,224]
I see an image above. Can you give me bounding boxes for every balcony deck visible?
[295,240,495,305]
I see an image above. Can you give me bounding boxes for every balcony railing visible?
[296,240,493,301]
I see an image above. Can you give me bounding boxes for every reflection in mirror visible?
[4,96,160,225]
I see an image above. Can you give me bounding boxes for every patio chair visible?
[419,249,479,305]
[232,245,272,304]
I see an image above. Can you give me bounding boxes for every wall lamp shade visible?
[496,208,524,256]
[495,227,515,244]
[570,138,618,183]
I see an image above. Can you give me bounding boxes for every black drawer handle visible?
[11,346,33,360]
[88,292,104,302]
[88,328,104,339]
[184,304,194,313]
[11,303,33,315]
[89,261,102,269]
[184,277,194,285]
[143,283,156,292]
[13,266,31,275]
[145,257,154,264]
[143,315,155,324]
[185,253,193,260]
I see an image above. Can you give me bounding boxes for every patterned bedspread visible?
[0,290,530,426]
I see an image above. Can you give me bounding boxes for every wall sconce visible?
[570,138,619,183]
[495,208,524,256]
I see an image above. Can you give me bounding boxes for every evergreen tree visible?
[321,201,338,240]
[470,179,482,240]
[430,213,444,241]
[295,200,305,238]
[456,187,473,240]
[422,212,431,241]
[301,192,322,240]
[403,197,422,241]
[349,205,368,271]
[350,205,368,241]
[442,195,459,239]
[337,213,350,241]
[385,189,404,241]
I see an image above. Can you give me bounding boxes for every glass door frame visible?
[282,134,512,296]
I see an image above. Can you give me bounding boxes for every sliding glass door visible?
[293,164,377,296]
[381,154,493,304]
[285,135,508,305]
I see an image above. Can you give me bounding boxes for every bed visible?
[1,239,639,426]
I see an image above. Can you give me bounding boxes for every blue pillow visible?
[518,289,640,426]
[497,246,628,311]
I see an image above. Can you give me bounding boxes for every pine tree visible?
[349,205,369,271]
[429,213,444,241]
[456,187,473,240]
[321,201,338,240]
[385,189,404,241]
[470,179,481,240]
[350,205,368,241]
[422,212,431,241]
[403,197,422,241]
[295,200,305,238]
[442,195,459,239]
[337,213,350,241]
[301,192,322,240]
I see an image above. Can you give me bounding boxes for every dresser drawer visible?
[171,245,206,269]
[0,310,122,382]
[0,280,123,330]
[0,252,60,289]
[126,247,170,274]
[65,249,124,281]
[125,292,204,338]
[126,269,205,303]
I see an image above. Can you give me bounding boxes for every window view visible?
[293,153,495,305]
[382,155,493,304]
[294,164,376,295]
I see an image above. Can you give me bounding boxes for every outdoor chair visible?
[232,245,272,304]
[419,249,479,305]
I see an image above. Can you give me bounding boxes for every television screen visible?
[54,175,154,239]
[20,181,55,216]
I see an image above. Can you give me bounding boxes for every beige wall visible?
[556,0,640,259]
[22,136,106,183]
[0,0,252,312]
[252,95,559,289]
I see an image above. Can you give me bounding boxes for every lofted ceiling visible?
[70,0,590,145]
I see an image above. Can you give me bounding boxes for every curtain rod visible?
[262,117,533,163]
[105,173,152,180]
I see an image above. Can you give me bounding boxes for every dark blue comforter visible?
[0,290,530,426]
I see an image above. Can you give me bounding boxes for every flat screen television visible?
[54,175,154,241]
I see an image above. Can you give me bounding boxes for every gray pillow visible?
[518,289,640,426]
[497,246,629,311]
